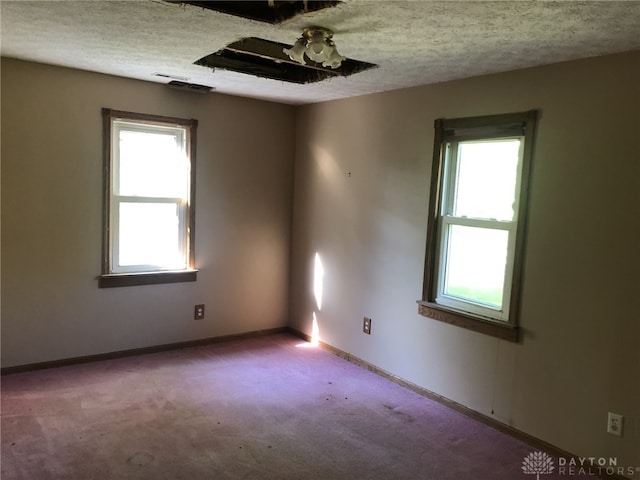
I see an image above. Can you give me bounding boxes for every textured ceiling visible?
[1,0,639,105]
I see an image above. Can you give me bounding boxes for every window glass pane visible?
[118,203,185,269]
[453,139,520,221]
[118,129,188,198]
[444,225,508,309]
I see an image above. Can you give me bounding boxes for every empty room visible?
[1,1,639,479]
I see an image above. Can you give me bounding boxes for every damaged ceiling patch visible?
[168,1,342,24]
[195,37,377,84]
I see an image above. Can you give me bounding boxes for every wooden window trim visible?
[99,270,197,288]
[417,301,518,341]
[419,110,538,341]
[100,109,198,288]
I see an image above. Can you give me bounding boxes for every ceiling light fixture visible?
[283,27,345,69]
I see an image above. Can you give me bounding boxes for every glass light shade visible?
[310,31,326,52]
[310,43,324,56]
[306,42,332,63]
[322,47,345,69]
[283,39,307,65]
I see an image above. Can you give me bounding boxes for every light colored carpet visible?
[1,333,597,479]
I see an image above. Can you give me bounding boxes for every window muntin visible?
[421,111,537,338]
[101,109,197,286]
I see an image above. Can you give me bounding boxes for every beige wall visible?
[290,51,640,466]
[2,52,639,467]
[1,58,295,367]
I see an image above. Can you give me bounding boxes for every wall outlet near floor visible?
[194,304,205,320]
[363,317,371,335]
[607,412,623,436]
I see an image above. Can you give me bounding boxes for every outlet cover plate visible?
[363,317,371,335]
[194,304,205,320]
[607,412,623,436]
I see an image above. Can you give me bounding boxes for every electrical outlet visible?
[194,304,205,320]
[607,412,623,436]
[363,317,371,335]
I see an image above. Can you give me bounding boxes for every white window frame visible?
[100,109,198,288]
[420,111,538,341]
[435,137,523,321]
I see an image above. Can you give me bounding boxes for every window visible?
[100,109,197,288]
[419,111,538,341]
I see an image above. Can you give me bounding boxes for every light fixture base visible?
[301,26,334,42]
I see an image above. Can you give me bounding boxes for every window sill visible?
[99,270,198,288]
[417,301,518,342]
